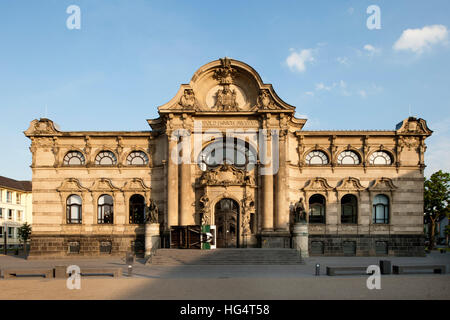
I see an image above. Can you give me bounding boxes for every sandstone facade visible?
[24,58,432,258]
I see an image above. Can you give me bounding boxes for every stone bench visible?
[3,268,53,279]
[392,265,446,275]
[326,266,373,276]
[80,268,122,278]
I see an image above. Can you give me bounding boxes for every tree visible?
[424,170,450,250]
[18,222,32,256]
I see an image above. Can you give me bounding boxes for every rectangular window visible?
[6,191,12,203]
[0,189,2,202]
[17,211,22,221]
[8,209,13,220]
[0,227,3,237]
[8,227,13,238]
[16,193,21,204]
[0,208,3,218]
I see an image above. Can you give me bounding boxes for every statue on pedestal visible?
[199,194,210,225]
[145,199,159,224]
[293,197,307,223]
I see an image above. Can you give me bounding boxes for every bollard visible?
[128,265,133,276]
[315,263,320,276]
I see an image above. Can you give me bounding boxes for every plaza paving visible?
[0,252,449,299]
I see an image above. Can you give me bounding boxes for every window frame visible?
[129,194,146,225]
[95,150,117,166]
[340,194,358,224]
[337,150,361,165]
[368,151,393,166]
[305,150,329,165]
[63,150,86,166]
[308,194,326,224]
[97,194,114,224]
[126,151,149,166]
[372,194,390,224]
[66,194,82,224]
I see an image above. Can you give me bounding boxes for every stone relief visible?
[213,84,240,111]
[199,194,210,225]
[200,163,246,185]
[255,89,276,110]
[179,89,197,109]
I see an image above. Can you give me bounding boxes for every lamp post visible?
[3,222,7,255]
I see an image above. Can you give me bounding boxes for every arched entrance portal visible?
[215,198,240,248]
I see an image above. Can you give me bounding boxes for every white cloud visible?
[358,90,367,98]
[336,56,349,65]
[286,49,315,72]
[347,7,354,15]
[393,24,448,54]
[363,44,381,56]
[304,91,314,97]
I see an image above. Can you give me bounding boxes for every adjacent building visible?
[24,58,432,258]
[0,176,32,249]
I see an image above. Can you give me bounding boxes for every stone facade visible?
[24,58,432,258]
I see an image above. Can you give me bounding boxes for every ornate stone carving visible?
[256,89,276,110]
[199,194,210,225]
[200,163,245,186]
[213,57,236,85]
[241,194,254,234]
[213,84,239,111]
[335,177,365,192]
[24,118,60,136]
[179,89,197,109]
[145,199,159,223]
[396,117,433,135]
[399,136,420,151]
[367,177,398,192]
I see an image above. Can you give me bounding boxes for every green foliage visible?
[18,222,32,243]
[424,170,450,221]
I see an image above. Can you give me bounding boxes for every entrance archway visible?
[215,198,240,248]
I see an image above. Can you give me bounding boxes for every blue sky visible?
[0,0,449,180]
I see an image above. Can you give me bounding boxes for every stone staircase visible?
[149,248,303,265]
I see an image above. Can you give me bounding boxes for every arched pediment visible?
[90,178,121,192]
[302,177,334,192]
[158,58,295,114]
[123,178,151,192]
[395,117,432,135]
[335,177,365,192]
[368,177,398,192]
[57,178,89,193]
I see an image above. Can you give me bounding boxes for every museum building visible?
[24,58,432,258]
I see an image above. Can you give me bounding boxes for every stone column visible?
[179,133,192,226]
[292,222,309,258]
[167,133,179,228]
[262,131,274,231]
[275,130,288,231]
[145,223,160,258]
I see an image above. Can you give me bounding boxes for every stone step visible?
[149,248,304,265]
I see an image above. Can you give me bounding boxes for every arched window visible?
[127,151,149,166]
[309,194,326,223]
[305,150,329,165]
[66,195,82,224]
[98,194,114,224]
[63,151,85,166]
[129,194,145,224]
[341,194,358,224]
[95,151,117,166]
[198,138,257,171]
[369,151,392,165]
[372,194,389,224]
[337,151,360,165]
